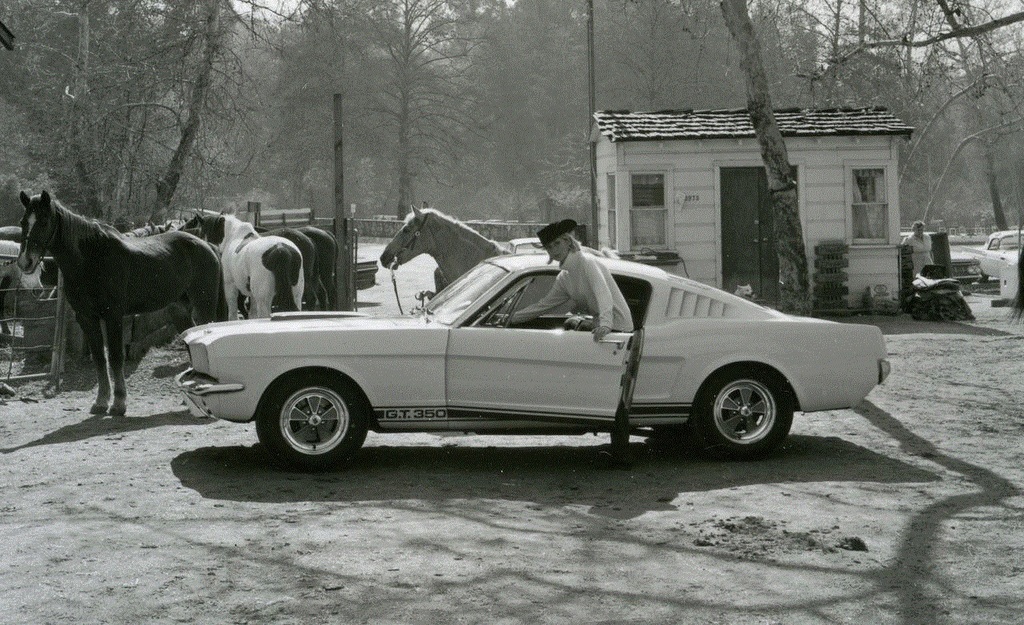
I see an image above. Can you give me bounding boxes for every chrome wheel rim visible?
[712,379,776,445]
[279,386,349,455]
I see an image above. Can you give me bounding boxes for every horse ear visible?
[20,191,30,208]
[40,190,50,206]
[412,203,422,218]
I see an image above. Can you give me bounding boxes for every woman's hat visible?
[535,219,577,247]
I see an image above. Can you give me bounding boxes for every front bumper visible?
[175,368,245,419]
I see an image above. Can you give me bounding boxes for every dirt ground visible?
[1,248,1022,625]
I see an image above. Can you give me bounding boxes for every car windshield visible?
[425,262,509,324]
[998,236,1020,250]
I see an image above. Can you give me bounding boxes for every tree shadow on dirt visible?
[170,433,937,518]
[853,400,1023,625]
[0,410,211,454]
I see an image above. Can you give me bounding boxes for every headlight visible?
[189,342,210,374]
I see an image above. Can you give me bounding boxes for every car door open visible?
[444,271,632,426]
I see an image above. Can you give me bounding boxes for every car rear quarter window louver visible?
[666,287,731,318]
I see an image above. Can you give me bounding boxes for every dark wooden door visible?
[720,167,781,303]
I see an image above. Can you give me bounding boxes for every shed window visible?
[630,173,666,247]
[851,168,888,243]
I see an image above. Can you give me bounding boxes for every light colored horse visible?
[215,215,304,319]
[378,205,505,292]
[378,206,618,293]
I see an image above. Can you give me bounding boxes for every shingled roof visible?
[594,107,913,142]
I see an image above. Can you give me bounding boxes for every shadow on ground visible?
[0,410,211,454]
[170,433,937,518]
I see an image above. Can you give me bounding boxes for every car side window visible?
[989,238,1000,250]
[470,273,572,329]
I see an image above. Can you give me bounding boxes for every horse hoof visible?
[109,403,127,417]
[89,403,108,415]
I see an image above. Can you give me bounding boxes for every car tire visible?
[689,365,794,460]
[256,372,369,471]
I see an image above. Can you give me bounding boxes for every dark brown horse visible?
[297,225,338,310]
[17,191,222,416]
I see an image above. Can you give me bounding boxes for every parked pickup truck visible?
[960,230,1021,282]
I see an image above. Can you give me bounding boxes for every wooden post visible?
[334,94,354,311]
[247,201,261,227]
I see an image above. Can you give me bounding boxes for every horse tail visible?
[1012,250,1024,321]
[263,242,302,313]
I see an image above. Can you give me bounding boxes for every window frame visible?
[847,164,892,245]
[628,171,669,249]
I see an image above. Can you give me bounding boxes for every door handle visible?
[598,337,626,351]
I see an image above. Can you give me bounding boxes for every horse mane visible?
[51,198,122,259]
[408,207,504,255]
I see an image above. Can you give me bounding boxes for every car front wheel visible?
[256,373,369,471]
[689,366,793,460]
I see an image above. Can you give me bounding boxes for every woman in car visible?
[509,219,634,340]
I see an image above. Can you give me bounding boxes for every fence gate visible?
[1,269,68,390]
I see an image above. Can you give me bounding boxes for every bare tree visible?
[153,0,226,214]
[364,0,479,218]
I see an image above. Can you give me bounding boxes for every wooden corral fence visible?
[0,264,68,389]
[237,202,334,231]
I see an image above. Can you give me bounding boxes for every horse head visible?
[379,204,434,269]
[184,213,228,246]
[17,190,57,274]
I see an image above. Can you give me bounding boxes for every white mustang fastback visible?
[177,254,890,470]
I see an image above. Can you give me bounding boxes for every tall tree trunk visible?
[395,93,412,219]
[66,4,102,216]
[720,0,811,315]
[153,0,222,216]
[984,147,1009,230]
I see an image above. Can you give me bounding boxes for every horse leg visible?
[224,280,240,321]
[251,277,272,318]
[77,314,111,414]
[103,315,128,416]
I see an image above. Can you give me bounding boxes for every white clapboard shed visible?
[592,107,914,310]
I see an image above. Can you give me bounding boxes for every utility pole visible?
[587,0,598,245]
[334,93,354,311]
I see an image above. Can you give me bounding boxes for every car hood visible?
[182,312,436,345]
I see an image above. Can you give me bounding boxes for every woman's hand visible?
[592,325,612,341]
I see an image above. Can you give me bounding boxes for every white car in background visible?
[505,237,545,255]
[962,230,1022,281]
[177,254,890,471]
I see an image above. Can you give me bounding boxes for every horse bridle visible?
[393,212,432,262]
[23,210,58,259]
[388,212,434,314]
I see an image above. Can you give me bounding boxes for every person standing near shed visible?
[510,219,634,340]
[902,220,933,275]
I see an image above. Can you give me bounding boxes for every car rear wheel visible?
[689,366,793,460]
[256,373,368,471]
